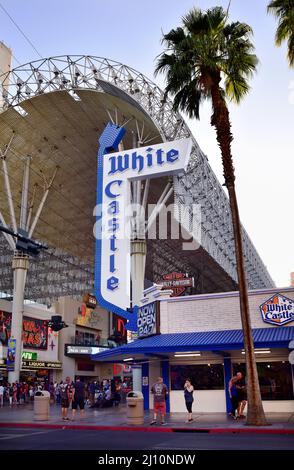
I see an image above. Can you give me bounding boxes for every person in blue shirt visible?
[228,375,239,419]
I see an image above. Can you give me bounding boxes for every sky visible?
[0,0,293,288]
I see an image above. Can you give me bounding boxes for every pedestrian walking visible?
[184,379,194,423]
[235,372,247,419]
[59,377,73,421]
[228,375,239,419]
[71,377,85,420]
[150,377,168,425]
[29,386,34,402]
[0,383,4,407]
[113,381,122,407]
[8,383,13,406]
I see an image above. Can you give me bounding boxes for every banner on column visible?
[7,338,16,371]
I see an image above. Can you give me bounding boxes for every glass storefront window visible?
[170,364,224,390]
[233,362,294,400]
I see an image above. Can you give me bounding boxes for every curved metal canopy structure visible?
[0,55,274,304]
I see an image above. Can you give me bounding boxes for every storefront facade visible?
[0,299,61,384]
[0,295,128,385]
[92,286,294,413]
[55,296,126,383]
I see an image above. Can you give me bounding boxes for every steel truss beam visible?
[0,55,274,304]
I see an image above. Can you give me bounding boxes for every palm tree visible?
[155,6,267,426]
[268,0,294,66]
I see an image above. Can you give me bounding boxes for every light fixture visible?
[174,351,201,357]
[14,105,28,117]
[241,349,271,354]
[123,357,134,362]
[67,89,81,101]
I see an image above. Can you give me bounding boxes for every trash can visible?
[34,390,50,421]
[126,391,144,425]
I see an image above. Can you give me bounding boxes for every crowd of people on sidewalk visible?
[0,381,37,406]
[53,376,126,421]
[0,372,247,425]
[0,377,128,411]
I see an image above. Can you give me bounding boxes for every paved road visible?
[0,427,294,450]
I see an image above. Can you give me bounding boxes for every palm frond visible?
[155,4,257,115]
[268,0,294,66]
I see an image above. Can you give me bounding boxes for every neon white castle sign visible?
[94,123,192,328]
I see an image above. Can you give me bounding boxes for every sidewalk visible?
[0,403,294,434]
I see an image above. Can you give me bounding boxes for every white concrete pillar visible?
[132,365,143,392]
[131,239,147,306]
[130,240,147,391]
[8,253,29,383]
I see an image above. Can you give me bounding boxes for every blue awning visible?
[91,326,294,362]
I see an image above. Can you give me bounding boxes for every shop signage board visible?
[112,314,128,344]
[21,360,62,369]
[142,376,149,386]
[65,345,108,356]
[95,123,192,325]
[83,293,98,309]
[137,301,160,339]
[75,304,102,329]
[22,351,37,360]
[260,293,294,326]
[161,272,194,296]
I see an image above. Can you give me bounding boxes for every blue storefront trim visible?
[142,362,149,410]
[161,360,170,413]
[223,357,232,413]
[91,327,294,362]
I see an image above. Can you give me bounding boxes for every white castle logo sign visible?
[260,293,294,326]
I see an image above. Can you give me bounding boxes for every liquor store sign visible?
[95,123,192,322]
[21,360,62,369]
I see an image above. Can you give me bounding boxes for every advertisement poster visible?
[0,311,48,350]
[7,338,16,371]
[0,310,11,345]
[75,304,102,329]
[22,317,48,350]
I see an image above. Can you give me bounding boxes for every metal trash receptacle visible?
[34,390,50,421]
[126,391,144,425]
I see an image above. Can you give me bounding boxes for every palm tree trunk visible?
[210,82,267,425]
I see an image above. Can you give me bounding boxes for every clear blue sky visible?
[0,0,293,287]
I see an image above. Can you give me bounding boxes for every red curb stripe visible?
[0,422,293,434]
[0,422,172,433]
[209,427,294,435]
